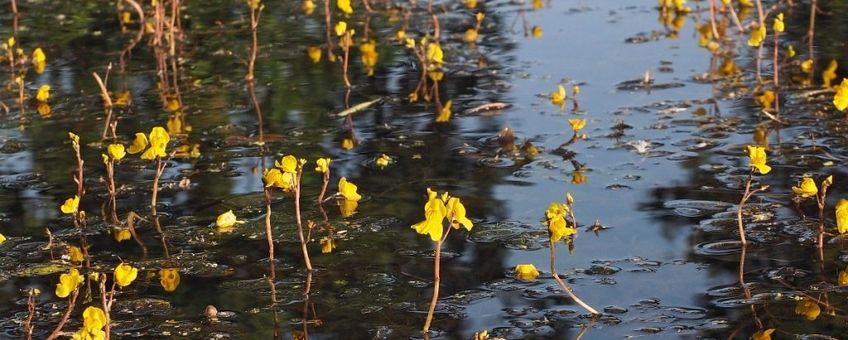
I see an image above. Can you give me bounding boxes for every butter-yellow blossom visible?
[338,177,362,201]
[114,263,138,287]
[36,85,50,102]
[836,199,848,234]
[514,264,540,281]
[61,195,80,214]
[159,268,180,292]
[791,177,818,198]
[55,268,84,298]
[107,144,126,161]
[745,145,771,175]
[337,0,352,14]
[315,158,331,173]
[834,78,848,111]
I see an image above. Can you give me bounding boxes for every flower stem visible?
[294,170,313,271]
[423,239,442,334]
[549,239,598,315]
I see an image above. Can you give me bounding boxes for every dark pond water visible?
[2,0,848,338]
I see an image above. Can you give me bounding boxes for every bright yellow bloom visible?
[320,237,336,253]
[823,59,838,88]
[337,0,353,14]
[550,85,566,105]
[36,85,50,102]
[360,40,378,76]
[114,228,131,242]
[834,78,848,111]
[303,0,316,15]
[446,197,473,231]
[61,195,80,214]
[141,126,169,160]
[68,245,84,264]
[315,158,331,173]
[795,297,821,320]
[747,24,766,47]
[411,189,447,241]
[276,155,298,174]
[836,199,848,234]
[341,138,355,150]
[159,268,180,292]
[338,177,362,201]
[107,144,126,161]
[787,45,796,58]
[464,0,477,9]
[773,13,784,33]
[0,232,5,244]
[263,168,294,191]
[514,264,540,281]
[473,330,489,340]
[791,177,818,198]
[126,133,148,154]
[745,145,771,175]
[464,28,478,43]
[114,263,138,287]
[82,306,107,333]
[755,90,775,111]
[375,154,391,169]
[335,21,347,36]
[801,59,814,74]
[531,26,543,39]
[546,202,575,242]
[55,268,84,298]
[32,47,46,64]
[427,43,444,65]
[752,329,775,340]
[569,118,586,132]
[216,210,245,231]
[307,46,322,63]
[436,100,452,122]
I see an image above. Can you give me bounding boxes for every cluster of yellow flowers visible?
[127,127,170,160]
[72,306,107,340]
[411,188,473,242]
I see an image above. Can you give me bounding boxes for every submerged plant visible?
[411,188,473,334]
[737,145,771,245]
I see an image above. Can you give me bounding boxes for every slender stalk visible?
[151,157,162,216]
[317,171,329,204]
[294,169,313,271]
[24,289,36,340]
[808,0,816,67]
[45,289,79,340]
[549,239,598,315]
[422,239,442,333]
[737,170,753,246]
[322,0,336,62]
[772,27,780,116]
[264,188,275,261]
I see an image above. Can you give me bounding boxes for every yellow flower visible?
[745,145,771,175]
[68,245,84,264]
[834,78,848,111]
[755,90,775,111]
[787,45,795,58]
[307,46,322,63]
[126,133,148,154]
[795,297,821,321]
[836,199,848,234]
[375,154,391,169]
[216,210,245,231]
[37,102,51,117]
[320,237,336,253]
[36,85,51,102]
[550,85,566,105]
[0,232,5,244]
[32,47,46,64]
[55,268,84,298]
[141,126,169,160]
[302,0,316,15]
[114,263,138,287]
[335,21,347,36]
[464,28,478,43]
[107,144,126,161]
[275,155,299,174]
[360,41,378,76]
[411,189,447,241]
[473,330,489,340]
[531,26,543,39]
[114,228,131,242]
[426,43,444,65]
[341,138,355,150]
[791,177,818,198]
[159,268,180,292]
[338,177,362,201]
[572,171,587,185]
[339,198,358,217]
[315,158,331,173]
[823,59,838,88]
[465,0,477,9]
[772,13,784,33]
[446,197,473,231]
[747,24,766,47]
[337,0,353,14]
[801,59,814,74]
[61,195,80,214]
[436,100,452,122]
[263,168,294,191]
[752,328,775,340]
[545,202,575,242]
[514,264,540,281]
[82,306,107,333]
[569,118,586,133]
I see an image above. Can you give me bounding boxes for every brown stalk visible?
[736,169,769,246]
[293,166,313,271]
[264,188,275,262]
[24,288,36,340]
[322,0,336,62]
[45,289,79,340]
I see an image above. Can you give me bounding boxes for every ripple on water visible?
[693,240,744,256]
[664,199,734,218]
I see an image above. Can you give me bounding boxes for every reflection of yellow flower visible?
[569,119,586,133]
[159,268,180,292]
[61,195,80,214]
[107,144,126,161]
[37,102,51,117]
[787,45,796,58]
[114,263,138,287]
[531,26,543,39]
[436,100,452,122]
[839,269,848,286]
[550,85,566,105]
[68,245,84,264]
[339,198,358,217]
[752,328,775,340]
[307,46,322,63]
[747,24,766,47]
[302,0,316,15]
[795,297,821,321]
[464,28,478,43]
[216,210,245,231]
[822,59,838,88]
[464,0,477,9]
[473,330,489,340]
[801,59,814,74]
[36,85,51,102]
[746,145,771,175]
[834,78,848,111]
[836,199,848,234]
[572,171,587,185]
[514,264,540,281]
[320,237,336,253]
[315,158,331,173]
[114,228,131,242]
[337,0,352,14]
[338,177,362,201]
[375,154,391,169]
[55,268,84,298]
[341,138,355,150]
[791,177,818,198]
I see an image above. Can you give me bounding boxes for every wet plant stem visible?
[815,181,830,257]
[423,239,442,334]
[737,170,754,246]
[808,0,816,65]
[264,188,275,261]
[246,2,261,81]
[24,288,36,340]
[100,274,118,340]
[322,0,335,62]
[294,169,313,271]
[342,32,352,89]
[317,170,329,204]
[549,238,598,315]
[772,29,780,116]
[45,289,79,340]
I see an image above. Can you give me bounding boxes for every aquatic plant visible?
[543,195,598,315]
[737,145,771,246]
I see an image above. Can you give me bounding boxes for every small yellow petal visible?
[514,264,540,281]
